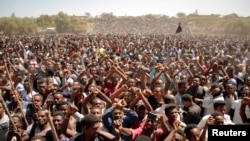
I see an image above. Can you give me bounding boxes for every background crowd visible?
[0,33,250,141]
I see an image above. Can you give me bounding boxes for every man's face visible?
[32,96,43,109]
[59,105,68,115]
[153,87,162,100]
[178,84,187,94]
[136,106,147,120]
[53,115,63,130]
[53,94,63,105]
[83,122,101,139]
[37,111,47,125]
[24,82,31,90]
[166,108,178,122]
[127,79,135,88]
[11,91,20,102]
[112,109,124,120]
[225,84,234,93]
[111,76,119,85]
[215,105,226,115]
[90,108,102,120]
[92,99,104,109]
[192,78,200,86]
[46,78,54,91]
[187,128,200,141]
[12,117,21,128]
[38,82,47,94]
[214,116,224,125]
[63,70,71,78]
[145,118,158,130]
[241,87,250,98]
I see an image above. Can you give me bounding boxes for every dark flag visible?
[175,22,182,34]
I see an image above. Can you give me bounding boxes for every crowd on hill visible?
[0,33,249,141]
[92,17,191,35]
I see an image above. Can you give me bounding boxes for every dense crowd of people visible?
[92,17,191,35]
[0,33,249,141]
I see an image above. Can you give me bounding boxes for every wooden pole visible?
[4,60,29,128]
[0,89,18,131]
[45,111,59,141]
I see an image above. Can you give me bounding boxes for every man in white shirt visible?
[229,85,250,124]
[198,100,234,131]
[202,84,224,116]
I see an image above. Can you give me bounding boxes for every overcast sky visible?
[0,0,249,18]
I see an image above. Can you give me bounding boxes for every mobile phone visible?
[147,112,158,121]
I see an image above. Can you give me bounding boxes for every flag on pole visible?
[175,22,182,34]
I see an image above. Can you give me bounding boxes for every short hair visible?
[11,114,22,122]
[37,78,47,84]
[164,104,177,115]
[56,101,69,109]
[184,124,198,137]
[211,111,223,118]
[53,91,63,96]
[32,94,44,102]
[210,83,224,93]
[53,111,65,118]
[163,94,175,104]
[178,81,187,88]
[240,85,249,91]
[81,114,100,128]
[46,67,55,77]
[182,94,193,102]
[193,75,200,79]
[213,100,226,109]
[90,106,102,112]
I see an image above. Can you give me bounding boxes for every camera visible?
[147,112,158,121]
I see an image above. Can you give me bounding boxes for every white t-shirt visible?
[202,94,224,116]
[231,99,250,124]
[197,114,235,131]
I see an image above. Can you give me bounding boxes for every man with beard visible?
[45,111,69,141]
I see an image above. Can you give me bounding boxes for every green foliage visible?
[176,12,186,18]
[36,15,53,28]
[0,12,249,35]
[0,16,38,35]
[224,19,250,35]
[54,12,71,33]
[100,12,115,19]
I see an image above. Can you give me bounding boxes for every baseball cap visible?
[136,102,146,109]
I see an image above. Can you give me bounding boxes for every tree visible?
[223,13,239,19]
[36,15,53,28]
[176,12,186,18]
[68,16,87,32]
[100,12,115,19]
[54,12,70,33]
[224,19,250,35]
